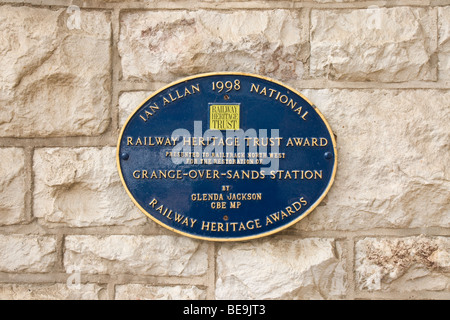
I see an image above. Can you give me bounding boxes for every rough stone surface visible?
[33,147,147,227]
[118,91,152,127]
[0,148,26,225]
[310,7,437,82]
[0,283,106,300]
[356,236,450,292]
[119,10,308,82]
[115,284,206,300]
[296,89,450,231]
[438,7,450,80]
[215,238,346,299]
[0,1,448,301]
[64,235,208,276]
[0,235,57,273]
[0,6,111,137]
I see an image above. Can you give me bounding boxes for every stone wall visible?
[0,0,448,300]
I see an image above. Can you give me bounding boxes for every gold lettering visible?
[286,138,293,147]
[294,106,303,115]
[250,83,259,92]
[268,88,276,98]
[201,221,210,231]
[174,213,184,223]
[292,201,302,211]
[285,137,329,147]
[301,111,308,120]
[169,93,177,102]
[191,84,200,93]
[303,138,310,146]
[275,91,281,100]
[150,103,159,113]
[155,137,164,145]
[315,170,322,179]
[286,206,294,215]
[279,95,288,104]
[287,98,297,109]
[259,87,267,96]
[149,198,158,207]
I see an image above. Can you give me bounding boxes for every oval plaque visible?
[117,72,337,241]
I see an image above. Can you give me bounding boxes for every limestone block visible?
[215,238,346,299]
[115,284,206,300]
[33,147,147,227]
[0,283,106,300]
[356,236,450,292]
[438,7,450,80]
[296,89,450,231]
[0,235,56,272]
[119,10,308,82]
[64,235,208,276]
[310,7,437,82]
[118,91,152,128]
[0,6,111,137]
[0,148,26,225]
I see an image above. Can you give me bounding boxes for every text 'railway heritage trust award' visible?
[117,72,337,241]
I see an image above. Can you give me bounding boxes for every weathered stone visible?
[310,7,437,82]
[0,283,106,300]
[312,0,358,2]
[0,6,111,137]
[118,91,152,128]
[115,284,206,300]
[33,147,146,227]
[295,89,450,231]
[356,236,450,292]
[438,7,450,80]
[0,235,57,272]
[0,148,26,225]
[64,235,208,276]
[215,238,346,299]
[119,10,308,82]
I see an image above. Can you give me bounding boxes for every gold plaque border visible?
[116,72,338,242]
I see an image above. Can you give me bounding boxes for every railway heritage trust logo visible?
[209,103,240,130]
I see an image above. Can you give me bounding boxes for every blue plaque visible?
[117,72,337,241]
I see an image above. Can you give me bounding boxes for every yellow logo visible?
[209,104,240,130]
